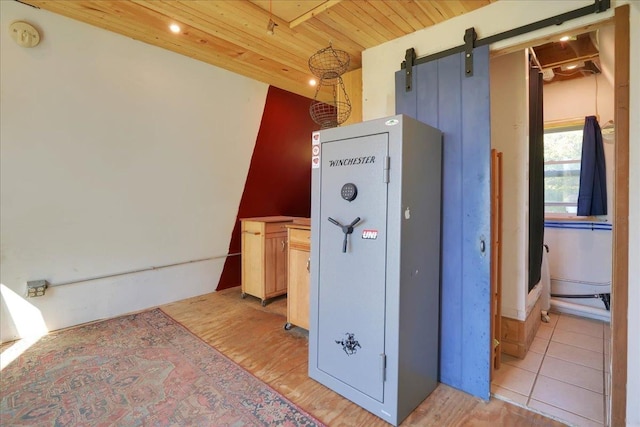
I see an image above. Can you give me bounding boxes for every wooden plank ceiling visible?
[20,0,495,100]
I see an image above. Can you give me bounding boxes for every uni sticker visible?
[362,229,378,239]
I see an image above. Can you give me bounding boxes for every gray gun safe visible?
[309,114,442,426]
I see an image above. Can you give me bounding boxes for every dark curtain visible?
[577,116,607,216]
[528,68,544,292]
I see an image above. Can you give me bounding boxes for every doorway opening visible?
[491,23,615,426]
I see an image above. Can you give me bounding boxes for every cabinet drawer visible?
[242,221,264,235]
[242,221,288,236]
[289,228,311,250]
[266,222,289,235]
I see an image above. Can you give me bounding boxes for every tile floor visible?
[492,312,611,426]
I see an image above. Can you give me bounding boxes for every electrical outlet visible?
[26,280,48,297]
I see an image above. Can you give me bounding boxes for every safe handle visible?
[328,217,341,227]
[327,216,361,235]
[348,217,361,228]
[328,216,362,253]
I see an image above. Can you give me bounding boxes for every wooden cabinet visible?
[285,223,311,330]
[241,216,296,306]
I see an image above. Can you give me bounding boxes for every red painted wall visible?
[217,86,319,290]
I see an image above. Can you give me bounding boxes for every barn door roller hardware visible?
[401,0,610,90]
[464,28,477,77]
[404,48,416,92]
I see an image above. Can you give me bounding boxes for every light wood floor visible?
[162,287,564,426]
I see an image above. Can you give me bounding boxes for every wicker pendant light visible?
[308,44,351,129]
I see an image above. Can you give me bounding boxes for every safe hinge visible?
[383,156,390,183]
[380,353,387,381]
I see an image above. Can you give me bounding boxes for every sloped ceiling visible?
[19,0,496,100]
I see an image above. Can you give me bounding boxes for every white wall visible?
[490,50,529,319]
[0,1,268,342]
[362,1,639,424]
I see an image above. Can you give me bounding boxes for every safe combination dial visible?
[341,183,358,202]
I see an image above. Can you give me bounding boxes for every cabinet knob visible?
[281,240,286,251]
[306,258,311,272]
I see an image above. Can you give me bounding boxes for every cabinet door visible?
[265,233,287,298]
[242,226,265,298]
[288,248,310,329]
[275,234,288,294]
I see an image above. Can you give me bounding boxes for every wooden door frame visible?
[611,4,629,426]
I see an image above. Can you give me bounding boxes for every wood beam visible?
[537,53,599,70]
[611,4,629,427]
[289,0,342,28]
[532,33,599,69]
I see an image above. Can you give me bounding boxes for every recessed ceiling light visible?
[309,79,317,86]
[561,61,584,71]
[559,35,570,42]
[169,24,181,34]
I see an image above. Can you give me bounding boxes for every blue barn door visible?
[395,44,491,400]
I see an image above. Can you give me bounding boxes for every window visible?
[543,125,583,215]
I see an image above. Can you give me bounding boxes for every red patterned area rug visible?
[1,309,324,427]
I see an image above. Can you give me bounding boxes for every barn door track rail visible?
[402,0,610,89]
